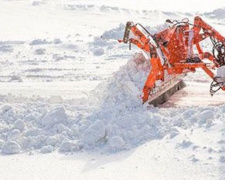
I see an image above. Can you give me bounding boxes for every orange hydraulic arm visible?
[119,17,225,103]
[119,22,164,103]
[191,16,225,67]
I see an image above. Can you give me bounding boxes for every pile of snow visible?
[0,19,224,155]
[90,23,169,57]
[89,53,150,107]
[203,8,225,19]
[31,0,47,6]
[101,24,125,40]
[85,53,223,151]
[100,23,169,41]
[30,39,62,46]
[0,45,13,53]
[0,52,224,154]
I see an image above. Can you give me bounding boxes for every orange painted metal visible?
[120,16,225,103]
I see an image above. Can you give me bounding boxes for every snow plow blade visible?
[147,75,186,107]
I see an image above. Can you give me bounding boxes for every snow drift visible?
[0,52,224,155]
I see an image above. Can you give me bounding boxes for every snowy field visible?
[0,0,225,179]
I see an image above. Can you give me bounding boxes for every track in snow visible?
[161,81,225,108]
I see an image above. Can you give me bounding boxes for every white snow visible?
[0,0,224,180]
[217,66,225,77]
[1,141,21,154]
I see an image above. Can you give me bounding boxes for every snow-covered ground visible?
[0,0,225,179]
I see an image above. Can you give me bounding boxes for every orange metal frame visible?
[120,16,225,103]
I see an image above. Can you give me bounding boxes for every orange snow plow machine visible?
[119,16,225,106]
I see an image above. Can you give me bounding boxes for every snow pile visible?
[90,23,169,57]
[0,103,89,154]
[0,53,224,155]
[100,23,169,41]
[101,24,125,40]
[203,8,225,19]
[0,18,224,155]
[90,25,126,57]
[31,0,47,6]
[89,53,150,107]
[84,53,224,151]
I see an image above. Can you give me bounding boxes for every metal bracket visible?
[123,21,133,44]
